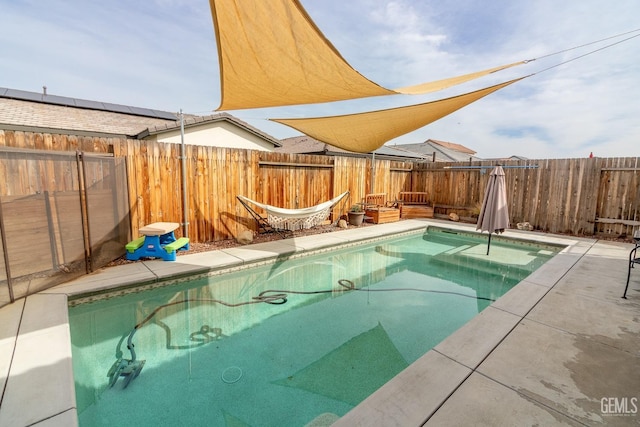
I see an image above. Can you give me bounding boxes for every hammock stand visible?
[237,191,350,233]
[236,197,284,235]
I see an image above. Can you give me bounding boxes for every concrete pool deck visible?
[0,219,638,426]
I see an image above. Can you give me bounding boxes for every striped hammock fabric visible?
[237,191,349,231]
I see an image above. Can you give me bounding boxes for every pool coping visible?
[1,218,636,426]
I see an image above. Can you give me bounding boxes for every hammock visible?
[237,191,350,231]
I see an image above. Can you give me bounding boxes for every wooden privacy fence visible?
[110,141,415,242]
[412,157,640,237]
[2,131,639,244]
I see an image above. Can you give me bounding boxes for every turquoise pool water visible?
[69,227,561,426]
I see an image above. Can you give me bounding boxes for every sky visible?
[1,0,639,159]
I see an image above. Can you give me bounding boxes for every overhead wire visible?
[531,31,640,75]
[531,28,640,61]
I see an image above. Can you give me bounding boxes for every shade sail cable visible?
[532,32,640,75]
[533,27,640,61]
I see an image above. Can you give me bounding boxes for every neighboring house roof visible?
[393,139,481,162]
[429,139,476,155]
[140,112,281,147]
[482,155,529,161]
[276,135,428,161]
[0,87,281,148]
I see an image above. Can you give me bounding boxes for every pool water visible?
[68,228,560,426]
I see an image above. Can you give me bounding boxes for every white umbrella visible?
[476,166,509,255]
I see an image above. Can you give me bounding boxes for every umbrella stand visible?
[486,233,492,255]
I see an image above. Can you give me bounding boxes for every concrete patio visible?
[0,219,638,426]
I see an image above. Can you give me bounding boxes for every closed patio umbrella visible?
[476,166,509,255]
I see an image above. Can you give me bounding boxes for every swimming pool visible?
[68,227,561,426]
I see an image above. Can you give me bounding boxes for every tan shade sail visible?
[209,0,527,110]
[395,62,525,95]
[209,0,394,110]
[271,77,525,153]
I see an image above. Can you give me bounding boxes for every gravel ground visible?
[106,220,378,267]
[106,218,632,268]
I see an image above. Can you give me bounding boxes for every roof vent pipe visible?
[42,86,47,96]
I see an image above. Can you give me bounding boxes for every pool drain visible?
[221,366,243,384]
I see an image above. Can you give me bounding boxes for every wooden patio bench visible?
[363,193,400,224]
[397,192,434,219]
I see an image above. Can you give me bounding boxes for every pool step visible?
[430,250,539,279]
[444,245,471,255]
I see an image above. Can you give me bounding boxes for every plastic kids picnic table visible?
[125,222,190,261]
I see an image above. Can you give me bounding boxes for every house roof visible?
[429,139,476,155]
[140,112,281,147]
[393,139,480,162]
[0,87,177,120]
[0,87,178,137]
[276,135,427,161]
[0,87,281,147]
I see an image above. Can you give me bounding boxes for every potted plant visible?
[347,204,365,226]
